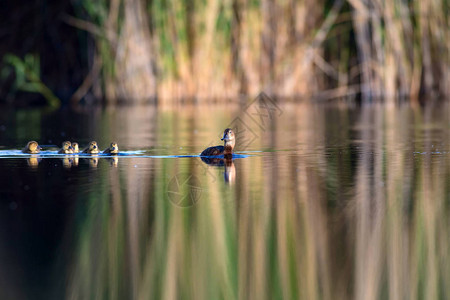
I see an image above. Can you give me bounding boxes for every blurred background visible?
[0,1,449,299]
[0,0,448,106]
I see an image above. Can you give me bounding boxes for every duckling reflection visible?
[62,157,73,169]
[27,156,41,168]
[72,156,79,167]
[89,157,99,168]
[200,157,236,185]
[22,141,42,154]
[107,156,118,167]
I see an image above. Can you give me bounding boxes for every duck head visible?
[26,141,41,154]
[62,141,74,153]
[221,128,235,154]
[88,141,99,154]
[109,142,119,154]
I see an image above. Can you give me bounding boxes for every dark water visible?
[0,102,449,300]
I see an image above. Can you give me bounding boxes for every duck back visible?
[200,146,224,156]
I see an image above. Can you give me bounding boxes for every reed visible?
[60,0,448,103]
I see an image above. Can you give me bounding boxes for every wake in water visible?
[0,150,250,159]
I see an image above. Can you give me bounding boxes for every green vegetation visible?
[2,54,60,107]
[0,0,448,103]
[69,0,449,103]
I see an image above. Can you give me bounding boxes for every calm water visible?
[0,101,449,300]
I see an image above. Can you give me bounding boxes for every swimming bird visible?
[58,141,74,154]
[200,128,235,157]
[82,141,99,154]
[71,142,79,154]
[22,141,41,154]
[103,142,119,155]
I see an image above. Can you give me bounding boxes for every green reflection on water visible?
[0,102,449,300]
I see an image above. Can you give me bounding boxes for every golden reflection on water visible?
[26,156,40,168]
[62,157,72,169]
[60,102,450,300]
[88,156,99,168]
[1,102,448,299]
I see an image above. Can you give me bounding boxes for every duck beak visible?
[221,135,230,141]
[69,146,74,151]
[93,145,97,149]
[38,146,42,150]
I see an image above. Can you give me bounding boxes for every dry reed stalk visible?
[114,0,156,102]
[63,0,449,102]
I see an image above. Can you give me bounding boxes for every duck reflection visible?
[201,157,236,184]
[62,157,73,169]
[27,156,41,168]
[72,156,79,167]
[107,156,118,167]
[89,157,99,168]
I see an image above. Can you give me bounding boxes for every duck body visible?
[82,141,99,154]
[103,142,119,155]
[72,143,79,154]
[200,128,235,157]
[22,141,41,154]
[201,145,225,156]
[201,145,234,156]
[58,141,74,154]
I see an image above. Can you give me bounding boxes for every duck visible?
[22,141,42,154]
[200,128,235,157]
[71,142,79,154]
[103,142,119,155]
[58,141,74,154]
[82,141,99,154]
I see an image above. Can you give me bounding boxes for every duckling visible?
[82,141,99,154]
[22,141,41,154]
[200,128,235,157]
[58,141,74,154]
[71,142,79,154]
[103,142,119,155]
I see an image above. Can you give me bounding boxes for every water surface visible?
[0,102,449,300]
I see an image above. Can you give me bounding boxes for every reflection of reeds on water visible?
[66,103,450,299]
